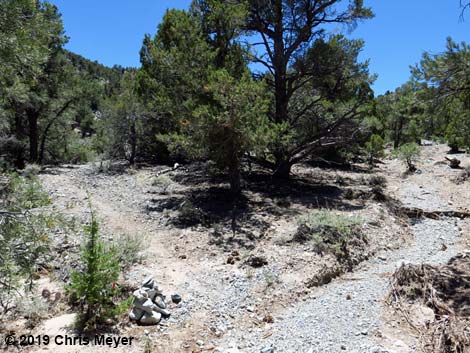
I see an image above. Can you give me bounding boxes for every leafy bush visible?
[110,233,146,270]
[393,143,421,172]
[365,134,385,165]
[294,210,366,267]
[0,135,26,169]
[67,208,123,332]
[175,200,209,226]
[0,175,57,316]
[5,174,51,211]
[18,297,49,328]
[66,137,96,164]
[152,174,174,194]
[368,175,387,187]
[22,164,42,178]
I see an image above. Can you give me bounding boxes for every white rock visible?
[143,287,157,300]
[153,283,163,295]
[129,307,144,321]
[140,311,162,325]
[134,298,157,314]
[133,288,148,301]
[260,346,274,353]
[154,296,166,309]
[154,306,171,318]
[142,276,155,288]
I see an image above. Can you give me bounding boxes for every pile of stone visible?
[129,277,180,325]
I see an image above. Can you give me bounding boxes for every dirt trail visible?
[32,145,469,353]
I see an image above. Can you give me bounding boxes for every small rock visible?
[247,255,268,268]
[196,340,204,347]
[143,288,157,300]
[152,282,163,295]
[129,307,144,321]
[346,294,352,300]
[341,345,347,350]
[171,294,182,304]
[260,345,274,353]
[134,298,156,314]
[142,276,155,288]
[140,311,162,325]
[133,289,148,301]
[263,314,274,323]
[154,296,166,309]
[154,307,171,318]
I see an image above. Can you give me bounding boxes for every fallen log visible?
[445,157,461,169]
[399,206,470,219]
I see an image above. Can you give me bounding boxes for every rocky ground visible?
[4,144,469,353]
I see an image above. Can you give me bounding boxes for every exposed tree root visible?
[388,254,470,353]
[398,207,470,220]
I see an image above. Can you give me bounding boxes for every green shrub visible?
[294,210,365,266]
[368,175,387,187]
[67,208,122,332]
[0,176,58,315]
[109,233,146,270]
[65,137,96,164]
[18,297,49,328]
[6,174,51,211]
[365,134,385,165]
[393,143,421,172]
[152,174,174,194]
[22,164,42,178]
[175,200,208,226]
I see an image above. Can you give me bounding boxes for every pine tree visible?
[68,207,120,332]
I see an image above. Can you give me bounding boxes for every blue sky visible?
[49,0,470,95]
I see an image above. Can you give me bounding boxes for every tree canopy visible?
[1,0,469,191]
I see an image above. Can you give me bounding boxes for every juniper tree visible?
[138,4,269,193]
[239,0,374,178]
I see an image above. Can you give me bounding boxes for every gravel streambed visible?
[215,217,463,352]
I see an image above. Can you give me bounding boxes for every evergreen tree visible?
[68,208,120,332]
[138,5,269,193]
[413,38,470,151]
[240,0,374,178]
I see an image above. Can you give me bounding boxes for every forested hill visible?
[64,50,129,97]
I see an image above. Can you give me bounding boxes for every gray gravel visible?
[216,204,463,353]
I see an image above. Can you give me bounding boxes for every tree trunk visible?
[27,109,39,163]
[39,100,76,164]
[128,118,137,165]
[39,121,53,164]
[272,159,292,179]
[228,163,241,195]
[14,113,26,169]
[273,0,288,126]
[449,144,459,153]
